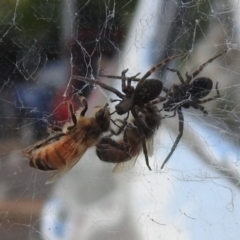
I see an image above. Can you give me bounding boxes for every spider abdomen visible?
[190,77,213,99]
[133,79,163,106]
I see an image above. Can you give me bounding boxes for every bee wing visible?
[23,133,65,155]
[113,152,140,173]
[46,167,70,185]
[46,155,84,184]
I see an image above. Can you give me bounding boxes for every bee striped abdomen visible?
[28,136,80,171]
[30,157,58,171]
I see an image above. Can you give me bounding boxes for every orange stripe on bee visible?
[53,147,66,165]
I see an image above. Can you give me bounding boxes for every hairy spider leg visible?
[98,71,141,104]
[161,108,184,169]
[197,82,220,104]
[121,70,141,92]
[190,82,221,115]
[113,70,140,99]
[139,52,188,84]
[166,68,185,83]
[99,74,140,82]
[144,83,175,106]
[72,75,124,99]
[99,52,188,84]
[185,51,227,84]
[166,51,227,85]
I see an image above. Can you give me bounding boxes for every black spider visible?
[148,51,227,169]
[73,52,187,170]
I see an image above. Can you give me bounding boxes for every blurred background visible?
[0,0,240,239]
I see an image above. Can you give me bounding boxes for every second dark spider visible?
[148,50,227,169]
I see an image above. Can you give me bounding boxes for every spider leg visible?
[145,96,167,106]
[164,109,177,118]
[131,107,151,170]
[199,96,220,104]
[110,112,130,136]
[193,103,208,115]
[161,108,184,169]
[110,99,121,103]
[146,84,175,106]
[110,124,126,136]
[139,52,188,84]
[141,136,151,170]
[121,69,128,92]
[136,106,160,118]
[127,72,141,88]
[110,119,123,129]
[166,68,185,84]
[73,75,124,99]
[191,82,220,115]
[99,72,141,82]
[198,82,221,104]
[185,51,227,84]
[110,110,117,115]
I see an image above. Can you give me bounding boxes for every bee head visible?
[95,103,111,131]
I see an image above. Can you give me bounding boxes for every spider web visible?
[0,0,240,240]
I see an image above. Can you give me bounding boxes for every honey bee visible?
[96,105,161,172]
[23,95,111,184]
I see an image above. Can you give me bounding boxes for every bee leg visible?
[76,94,88,116]
[68,102,77,126]
[47,125,62,134]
